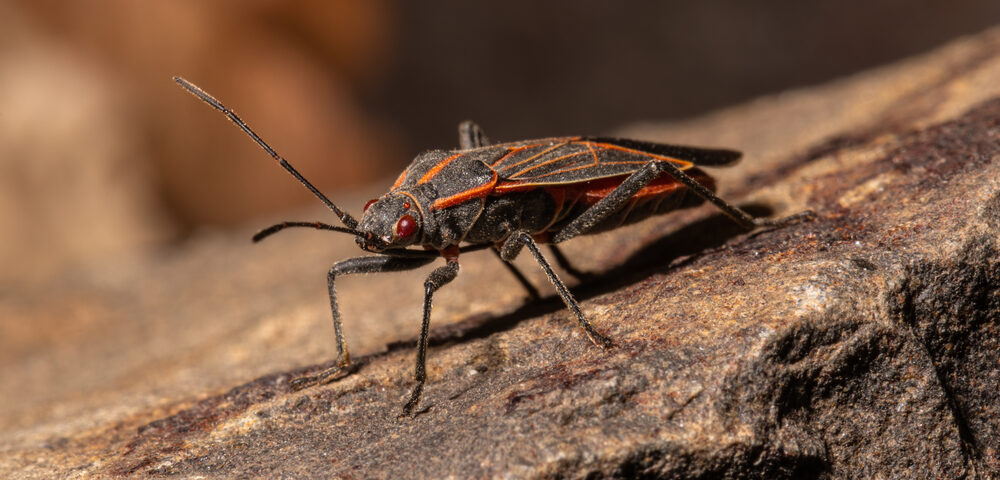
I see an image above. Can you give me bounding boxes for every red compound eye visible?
[395,214,417,238]
[363,198,378,212]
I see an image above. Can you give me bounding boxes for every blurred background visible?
[2,0,999,285]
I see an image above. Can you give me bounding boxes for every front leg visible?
[291,255,435,390]
[401,258,461,416]
[501,231,612,348]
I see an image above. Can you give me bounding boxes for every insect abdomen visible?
[545,169,716,237]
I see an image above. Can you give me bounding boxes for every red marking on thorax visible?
[418,153,462,184]
[430,171,499,210]
[391,170,407,190]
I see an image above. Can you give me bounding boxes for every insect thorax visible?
[463,190,557,244]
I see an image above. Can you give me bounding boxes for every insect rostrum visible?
[174,77,810,417]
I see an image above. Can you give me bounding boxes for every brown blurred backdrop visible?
[1,0,999,284]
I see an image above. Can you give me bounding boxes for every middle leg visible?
[501,231,612,348]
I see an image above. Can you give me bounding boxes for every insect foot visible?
[755,209,817,229]
[289,359,349,391]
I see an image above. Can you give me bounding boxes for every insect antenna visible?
[252,221,364,243]
[174,77,360,230]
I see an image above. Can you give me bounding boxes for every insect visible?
[175,77,810,416]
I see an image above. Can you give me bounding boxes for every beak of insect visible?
[356,231,387,252]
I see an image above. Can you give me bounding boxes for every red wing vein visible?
[490,144,538,167]
[499,141,569,173]
[508,150,591,178]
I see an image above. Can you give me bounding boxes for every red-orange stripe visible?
[418,153,462,184]
[498,141,568,172]
[431,171,498,210]
[390,170,408,190]
[508,150,590,178]
[492,181,535,193]
[490,144,536,167]
[582,178,683,204]
[586,141,694,169]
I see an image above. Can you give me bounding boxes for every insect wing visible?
[490,137,740,190]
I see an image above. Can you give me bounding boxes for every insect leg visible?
[501,231,612,348]
[402,259,461,416]
[460,122,558,300]
[646,159,803,229]
[551,159,808,243]
[291,255,436,391]
[458,120,490,149]
[657,162,816,228]
[490,247,541,299]
[551,162,667,243]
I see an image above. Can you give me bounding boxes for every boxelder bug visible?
[174,77,811,416]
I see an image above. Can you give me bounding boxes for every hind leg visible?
[553,159,811,243]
